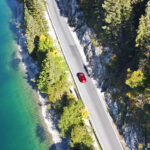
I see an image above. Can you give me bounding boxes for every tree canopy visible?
[58,100,84,137]
[37,50,68,103]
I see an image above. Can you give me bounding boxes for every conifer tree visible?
[58,100,84,137]
[37,51,68,103]
[102,0,132,41]
[24,3,40,55]
[136,1,150,48]
[70,125,93,147]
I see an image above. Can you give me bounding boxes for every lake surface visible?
[0,0,51,149]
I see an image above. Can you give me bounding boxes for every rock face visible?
[56,0,146,149]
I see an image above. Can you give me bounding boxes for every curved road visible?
[47,0,123,150]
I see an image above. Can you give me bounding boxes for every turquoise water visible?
[0,0,51,149]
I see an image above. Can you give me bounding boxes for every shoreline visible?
[14,1,100,150]
[14,1,66,150]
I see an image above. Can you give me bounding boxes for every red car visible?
[77,72,87,83]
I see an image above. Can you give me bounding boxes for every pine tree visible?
[136,1,150,48]
[24,3,40,55]
[102,0,132,41]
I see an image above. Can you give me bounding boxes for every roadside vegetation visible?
[79,0,150,149]
[23,0,95,149]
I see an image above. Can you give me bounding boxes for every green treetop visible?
[58,100,84,137]
[136,1,150,48]
[37,51,68,103]
[102,0,132,41]
[125,68,145,88]
[70,125,93,147]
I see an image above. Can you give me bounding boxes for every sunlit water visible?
[0,0,51,149]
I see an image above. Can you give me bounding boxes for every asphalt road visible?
[47,0,123,150]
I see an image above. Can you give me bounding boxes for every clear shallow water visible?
[0,0,50,149]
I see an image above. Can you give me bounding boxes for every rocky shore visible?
[14,1,67,150]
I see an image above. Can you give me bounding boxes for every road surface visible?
[47,0,123,150]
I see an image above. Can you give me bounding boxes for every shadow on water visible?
[49,139,69,150]
[49,143,62,150]
[5,0,23,72]
[36,124,46,143]
[6,0,39,90]
[6,0,24,41]
[10,52,21,71]
[49,144,56,150]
